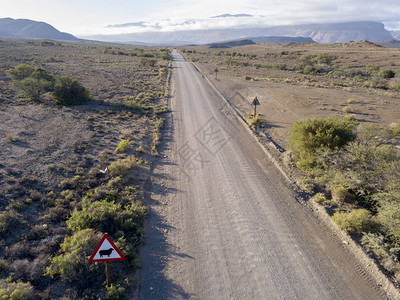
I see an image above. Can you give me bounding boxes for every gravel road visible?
[138,50,387,299]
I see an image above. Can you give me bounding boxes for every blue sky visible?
[1,0,400,36]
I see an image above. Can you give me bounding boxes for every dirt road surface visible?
[138,50,387,299]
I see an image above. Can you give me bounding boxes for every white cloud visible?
[97,0,400,36]
[2,0,400,36]
[103,15,268,35]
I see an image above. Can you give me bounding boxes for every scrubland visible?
[0,38,170,299]
[181,41,400,286]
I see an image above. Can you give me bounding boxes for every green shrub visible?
[40,40,56,46]
[103,47,117,54]
[274,63,286,70]
[53,76,90,106]
[155,117,164,129]
[379,69,395,79]
[287,116,358,169]
[115,140,130,153]
[389,81,400,92]
[366,78,388,89]
[108,176,123,188]
[114,234,140,262]
[250,114,261,126]
[376,191,400,243]
[296,55,315,73]
[331,184,353,205]
[358,123,400,147]
[314,193,327,204]
[0,210,22,235]
[66,200,145,234]
[0,280,34,300]
[106,284,129,300]
[303,64,315,74]
[361,232,390,258]
[366,66,380,74]
[108,156,136,176]
[150,118,163,156]
[151,131,161,156]
[315,53,336,64]
[46,229,104,284]
[123,99,144,111]
[336,140,400,201]
[140,58,157,68]
[7,64,36,81]
[140,52,155,58]
[332,209,374,234]
[7,64,54,102]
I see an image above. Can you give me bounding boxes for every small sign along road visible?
[89,233,126,288]
[88,233,126,262]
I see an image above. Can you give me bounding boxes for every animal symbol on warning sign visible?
[88,233,126,263]
[100,248,114,258]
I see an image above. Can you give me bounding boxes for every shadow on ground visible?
[137,109,193,300]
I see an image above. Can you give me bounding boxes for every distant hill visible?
[251,36,315,44]
[86,21,394,45]
[206,36,315,48]
[207,39,256,48]
[0,18,78,40]
[376,40,400,48]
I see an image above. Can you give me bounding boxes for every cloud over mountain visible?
[103,14,266,35]
[87,21,394,45]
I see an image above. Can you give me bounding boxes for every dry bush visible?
[314,193,327,205]
[332,209,374,234]
[108,156,136,176]
[115,139,130,153]
[331,184,353,205]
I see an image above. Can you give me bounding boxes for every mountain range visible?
[87,21,395,45]
[0,18,78,40]
[0,17,398,46]
[207,37,316,48]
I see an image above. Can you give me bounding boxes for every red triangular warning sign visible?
[88,233,126,262]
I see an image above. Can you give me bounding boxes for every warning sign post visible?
[251,96,260,116]
[88,233,126,287]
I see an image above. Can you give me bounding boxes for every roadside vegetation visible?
[0,38,171,299]
[180,41,400,286]
[7,64,90,105]
[180,41,400,93]
[287,116,400,282]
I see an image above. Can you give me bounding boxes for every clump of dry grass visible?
[108,156,136,176]
[342,106,353,113]
[115,139,130,153]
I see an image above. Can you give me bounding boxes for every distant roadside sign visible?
[251,97,260,106]
[251,96,260,116]
[88,233,126,263]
